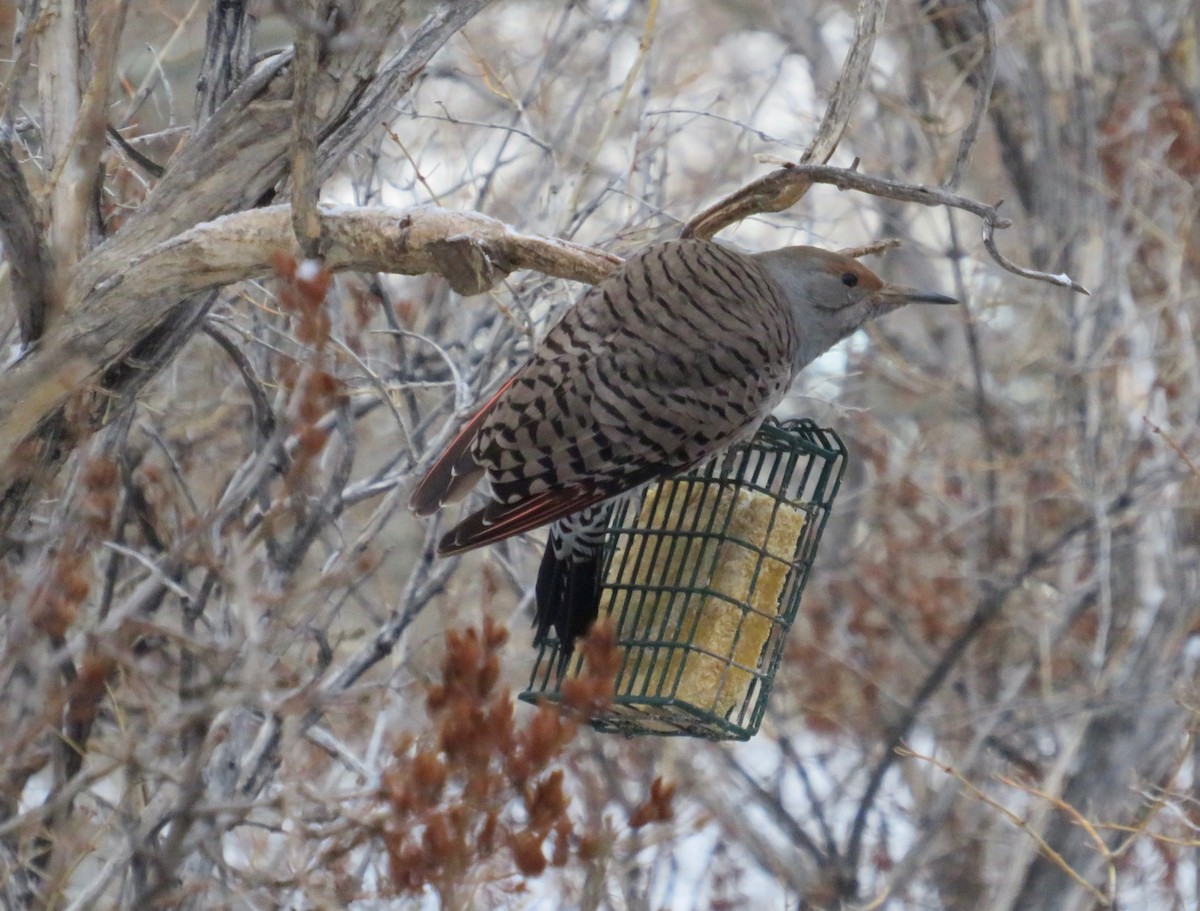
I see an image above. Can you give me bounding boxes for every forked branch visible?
[682,161,1090,295]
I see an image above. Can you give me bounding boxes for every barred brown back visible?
[473,239,800,513]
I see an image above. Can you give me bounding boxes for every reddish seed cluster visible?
[628,777,676,829]
[65,653,118,731]
[30,550,90,641]
[559,619,619,715]
[377,618,568,893]
[373,617,646,896]
[26,453,128,642]
[78,457,120,537]
[272,251,334,347]
[270,253,345,486]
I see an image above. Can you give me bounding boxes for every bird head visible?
[752,245,957,369]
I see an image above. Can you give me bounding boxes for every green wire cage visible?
[518,418,847,741]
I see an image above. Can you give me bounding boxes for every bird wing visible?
[437,465,657,555]
[408,376,516,517]
[437,347,786,556]
[426,239,797,554]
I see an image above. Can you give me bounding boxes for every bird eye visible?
[841,272,859,288]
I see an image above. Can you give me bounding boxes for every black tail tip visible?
[535,539,604,676]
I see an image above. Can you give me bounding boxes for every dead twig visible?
[946,0,997,190]
[901,747,1114,907]
[683,161,1090,295]
[0,136,57,343]
[801,0,887,167]
[290,0,326,259]
[684,0,885,241]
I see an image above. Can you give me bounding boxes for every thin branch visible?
[0,135,57,343]
[948,211,1003,555]
[270,406,357,575]
[779,735,840,857]
[901,748,1113,906]
[841,487,1136,895]
[44,0,131,276]
[0,204,621,476]
[314,0,500,186]
[314,547,458,703]
[946,0,997,190]
[716,747,829,867]
[1144,416,1200,478]
[0,0,42,123]
[105,125,166,178]
[290,1,326,259]
[801,0,887,166]
[194,0,255,122]
[838,238,902,260]
[329,334,417,462]
[125,0,207,123]
[644,107,808,150]
[565,0,659,216]
[981,215,1091,294]
[683,162,1090,294]
[99,543,191,600]
[202,323,277,444]
[683,0,886,240]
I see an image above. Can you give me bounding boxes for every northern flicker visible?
[409,238,954,657]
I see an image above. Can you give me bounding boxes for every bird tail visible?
[534,503,612,674]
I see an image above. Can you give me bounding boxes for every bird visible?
[409,237,955,662]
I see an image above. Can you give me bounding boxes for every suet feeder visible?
[519,418,847,740]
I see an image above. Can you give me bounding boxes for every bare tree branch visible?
[93,1,493,268]
[313,2,499,186]
[290,0,329,259]
[685,0,887,240]
[945,0,997,190]
[42,0,130,275]
[841,487,1137,897]
[0,1,499,542]
[37,0,82,283]
[195,0,256,122]
[0,204,619,516]
[685,161,1090,294]
[802,0,887,166]
[0,2,1195,906]
[0,136,56,343]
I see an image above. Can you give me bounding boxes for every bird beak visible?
[877,283,958,305]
